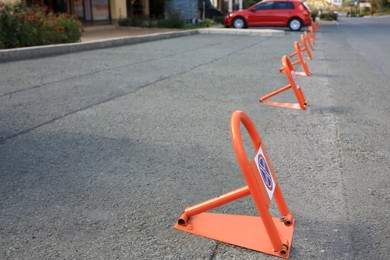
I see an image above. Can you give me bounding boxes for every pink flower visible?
[0,3,4,8]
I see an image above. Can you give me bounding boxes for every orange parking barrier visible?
[174,110,294,258]
[260,55,307,110]
[290,34,312,60]
[308,26,316,45]
[304,31,314,51]
[312,20,319,32]
[282,41,310,77]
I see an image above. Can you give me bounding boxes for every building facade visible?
[3,0,225,24]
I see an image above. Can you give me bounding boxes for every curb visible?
[199,28,286,36]
[0,28,286,62]
[0,30,198,63]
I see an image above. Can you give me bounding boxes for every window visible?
[255,2,274,11]
[273,2,295,10]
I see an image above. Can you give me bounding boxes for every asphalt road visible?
[1,18,389,259]
[319,16,390,259]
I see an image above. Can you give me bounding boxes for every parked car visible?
[224,0,312,31]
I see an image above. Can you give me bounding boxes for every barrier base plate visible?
[261,101,305,110]
[294,71,309,77]
[174,212,294,259]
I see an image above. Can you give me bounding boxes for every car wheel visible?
[289,18,302,31]
[233,17,246,29]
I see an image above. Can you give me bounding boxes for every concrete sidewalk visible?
[81,25,287,42]
[81,25,181,42]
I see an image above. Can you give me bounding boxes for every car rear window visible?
[302,2,311,11]
[273,2,295,10]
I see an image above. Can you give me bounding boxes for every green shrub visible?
[213,16,224,24]
[183,18,222,29]
[320,12,338,21]
[119,14,222,30]
[157,12,184,28]
[362,6,371,16]
[201,18,215,27]
[311,11,318,22]
[118,16,147,27]
[117,17,131,27]
[0,1,82,49]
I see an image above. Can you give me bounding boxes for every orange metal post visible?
[230,111,292,253]
[290,34,312,60]
[174,111,295,258]
[259,55,307,110]
[283,56,307,109]
[284,41,311,77]
[177,186,250,225]
[304,31,314,51]
[309,26,316,44]
[301,34,313,59]
[313,20,319,32]
[259,84,291,102]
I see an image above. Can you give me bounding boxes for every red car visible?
[224,0,312,31]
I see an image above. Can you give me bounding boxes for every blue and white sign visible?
[254,147,276,200]
[291,71,300,89]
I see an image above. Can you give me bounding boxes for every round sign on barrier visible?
[254,147,276,200]
[291,71,300,89]
[258,154,273,190]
